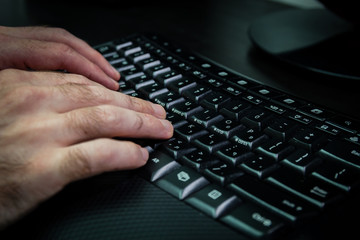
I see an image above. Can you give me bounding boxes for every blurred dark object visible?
[318,0,360,25]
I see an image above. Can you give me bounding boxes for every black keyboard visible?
[94,34,360,239]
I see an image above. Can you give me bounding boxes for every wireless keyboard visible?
[94,34,360,239]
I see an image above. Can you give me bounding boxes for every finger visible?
[0,69,99,87]
[49,83,167,118]
[61,105,173,145]
[0,26,120,81]
[56,139,149,184]
[0,36,119,90]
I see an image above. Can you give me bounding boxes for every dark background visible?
[1,0,358,120]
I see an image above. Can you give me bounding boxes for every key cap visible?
[153,91,185,109]
[170,100,203,119]
[267,169,343,208]
[175,122,208,142]
[264,117,298,141]
[137,57,161,70]
[240,154,279,179]
[185,184,240,218]
[168,77,197,94]
[139,82,168,99]
[256,139,295,161]
[290,128,327,152]
[210,118,244,139]
[140,151,180,182]
[183,84,211,103]
[204,161,244,185]
[193,133,229,153]
[120,66,144,80]
[160,138,196,159]
[155,70,182,86]
[181,149,219,171]
[146,64,171,77]
[200,91,231,111]
[128,75,155,90]
[229,174,317,222]
[219,100,250,121]
[319,140,360,169]
[221,203,286,239]
[216,142,254,166]
[281,149,322,175]
[190,109,223,128]
[240,109,272,130]
[312,160,360,192]
[232,128,268,150]
[155,166,209,200]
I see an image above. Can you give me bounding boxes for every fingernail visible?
[160,119,174,134]
[141,147,149,161]
[112,79,120,91]
[152,103,166,118]
[111,66,121,80]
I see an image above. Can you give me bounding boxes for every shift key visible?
[319,140,360,169]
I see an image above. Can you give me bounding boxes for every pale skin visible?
[0,26,174,229]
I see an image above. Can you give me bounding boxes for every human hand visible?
[0,26,120,90]
[0,69,173,229]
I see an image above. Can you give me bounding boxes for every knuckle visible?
[126,95,151,112]
[54,42,74,56]
[133,113,145,131]
[66,105,112,137]
[65,147,93,179]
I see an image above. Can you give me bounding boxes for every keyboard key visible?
[319,140,360,169]
[137,57,161,70]
[170,100,203,119]
[190,109,223,128]
[129,75,155,89]
[168,77,197,94]
[210,118,244,139]
[240,109,273,130]
[181,149,219,171]
[327,115,360,133]
[183,84,211,103]
[185,184,240,218]
[175,122,208,142]
[204,161,244,185]
[155,166,209,200]
[155,70,182,86]
[216,142,253,166]
[229,174,317,222]
[153,91,184,109]
[160,138,196,159]
[267,169,343,208]
[140,151,180,182]
[200,91,231,111]
[256,139,295,161]
[193,133,229,153]
[281,149,322,175]
[264,117,298,141]
[221,202,286,239]
[139,82,168,99]
[250,86,284,100]
[219,100,251,121]
[232,128,268,150]
[204,162,244,186]
[240,154,279,179]
[298,105,334,121]
[312,160,360,192]
[290,128,328,152]
[146,64,171,77]
[120,66,144,80]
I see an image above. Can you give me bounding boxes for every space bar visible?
[319,140,360,168]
